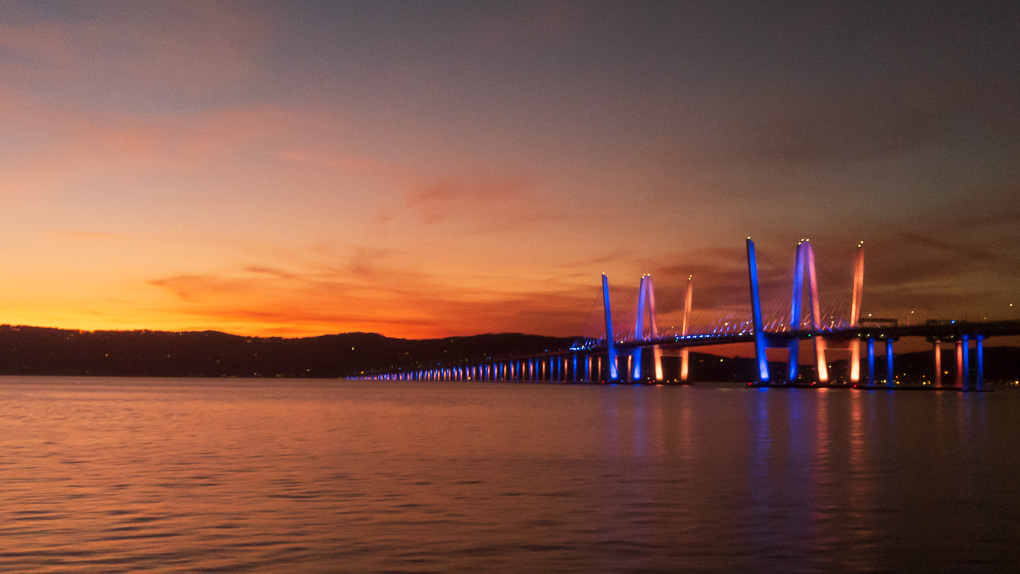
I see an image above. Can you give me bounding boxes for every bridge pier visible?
[788,340,800,383]
[866,339,875,387]
[960,335,971,390]
[956,340,965,389]
[934,342,942,387]
[886,340,895,387]
[975,335,985,391]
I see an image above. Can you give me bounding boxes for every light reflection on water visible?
[1,377,1018,572]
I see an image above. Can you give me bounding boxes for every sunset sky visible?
[1,1,1017,339]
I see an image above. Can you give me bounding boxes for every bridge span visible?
[365,239,1020,390]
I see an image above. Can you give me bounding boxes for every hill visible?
[0,325,572,378]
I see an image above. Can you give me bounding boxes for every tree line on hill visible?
[0,325,572,378]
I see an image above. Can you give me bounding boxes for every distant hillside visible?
[0,325,573,378]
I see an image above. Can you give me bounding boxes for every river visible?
[1,377,1017,572]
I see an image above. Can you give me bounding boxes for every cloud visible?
[148,274,249,303]
[49,231,124,242]
[0,2,272,96]
[559,249,636,269]
[405,175,561,232]
[0,87,305,197]
[142,243,605,338]
[243,266,298,280]
[345,247,401,279]
[736,96,940,165]
[275,144,565,234]
[272,149,403,184]
[896,232,998,262]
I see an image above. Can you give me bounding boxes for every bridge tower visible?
[848,243,865,382]
[746,238,771,382]
[680,275,693,382]
[790,240,829,383]
[632,275,664,381]
[749,239,846,384]
[646,275,664,380]
[602,274,620,381]
[633,275,647,381]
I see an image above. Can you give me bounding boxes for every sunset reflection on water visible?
[1,378,1018,572]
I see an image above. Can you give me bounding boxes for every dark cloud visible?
[896,233,998,262]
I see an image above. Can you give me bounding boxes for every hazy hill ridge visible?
[0,325,572,378]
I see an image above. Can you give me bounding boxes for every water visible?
[1,377,1018,572]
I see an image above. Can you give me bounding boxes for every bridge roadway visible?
[364,319,1020,389]
[599,320,1020,351]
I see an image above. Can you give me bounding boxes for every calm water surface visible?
[1,377,1018,572]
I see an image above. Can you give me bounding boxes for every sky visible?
[1,0,1018,340]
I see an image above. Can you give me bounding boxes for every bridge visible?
[366,238,1020,390]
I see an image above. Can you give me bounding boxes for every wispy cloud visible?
[896,232,998,262]
[405,175,561,232]
[243,266,298,280]
[49,231,124,242]
[0,2,272,94]
[275,145,564,234]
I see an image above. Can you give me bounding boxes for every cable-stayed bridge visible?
[367,239,1020,390]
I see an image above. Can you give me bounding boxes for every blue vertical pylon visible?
[602,274,620,381]
[789,242,806,381]
[632,275,647,381]
[746,238,770,383]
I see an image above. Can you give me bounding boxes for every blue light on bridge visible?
[746,238,770,382]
